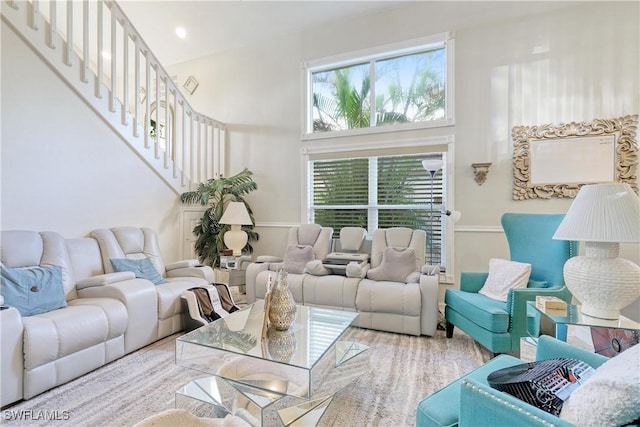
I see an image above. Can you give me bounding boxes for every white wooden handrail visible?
[1,0,225,193]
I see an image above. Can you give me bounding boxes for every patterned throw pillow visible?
[110,257,167,285]
[0,265,67,316]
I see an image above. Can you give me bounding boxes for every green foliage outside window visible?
[311,48,446,133]
[310,154,445,266]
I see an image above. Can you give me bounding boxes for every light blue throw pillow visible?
[527,279,549,289]
[0,265,67,316]
[110,258,166,285]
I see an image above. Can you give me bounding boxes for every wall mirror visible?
[512,115,638,200]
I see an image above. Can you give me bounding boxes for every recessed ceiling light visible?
[175,27,187,39]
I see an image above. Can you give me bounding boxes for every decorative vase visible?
[267,328,297,362]
[268,269,297,331]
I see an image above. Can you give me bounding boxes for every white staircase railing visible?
[1,0,225,194]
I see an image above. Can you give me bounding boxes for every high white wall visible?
[166,1,639,271]
[454,1,639,271]
[2,2,638,316]
[1,24,183,262]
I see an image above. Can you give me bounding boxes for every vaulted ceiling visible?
[119,1,585,67]
[119,1,402,66]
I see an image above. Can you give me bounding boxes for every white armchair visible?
[245,224,333,303]
[354,227,439,336]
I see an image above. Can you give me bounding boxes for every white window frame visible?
[300,135,457,283]
[301,32,455,140]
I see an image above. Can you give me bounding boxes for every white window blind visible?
[309,153,447,267]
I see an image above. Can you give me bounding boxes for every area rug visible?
[2,324,491,427]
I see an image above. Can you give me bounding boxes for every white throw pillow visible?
[478,258,531,302]
[560,343,640,427]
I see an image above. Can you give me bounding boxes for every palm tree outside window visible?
[307,37,448,135]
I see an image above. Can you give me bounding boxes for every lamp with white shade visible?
[219,201,253,256]
[553,183,640,320]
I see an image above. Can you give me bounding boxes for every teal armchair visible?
[445,213,578,354]
[459,336,609,426]
[416,335,607,427]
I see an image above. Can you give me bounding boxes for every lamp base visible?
[223,225,248,257]
[563,242,640,321]
[580,305,627,321]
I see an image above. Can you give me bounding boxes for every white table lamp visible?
[219,201,253,256]
[553,183,640,320]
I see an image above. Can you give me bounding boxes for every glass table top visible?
[528,301,640,331]
[177,300,359,370]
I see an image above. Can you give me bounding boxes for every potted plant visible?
[180,168,259,267]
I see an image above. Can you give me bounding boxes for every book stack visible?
[535,296,568,312]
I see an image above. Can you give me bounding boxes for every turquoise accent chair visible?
[444,213,578,354]
[416,335,608,427]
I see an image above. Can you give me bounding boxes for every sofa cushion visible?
[22,301,127,369]
[478,259,531,302]
[0,265,67,316]
[156,279,201,320]
[296,224,322,246]
[366,247,417,283]
[560,343,640,427]
[110,258,167,285]
[444,289,510,333]
[283,245,314,274]
[356,279,421,316]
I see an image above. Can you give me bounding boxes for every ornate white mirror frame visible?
[512,115,638,200]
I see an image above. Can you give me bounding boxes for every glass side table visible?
[529,302,640,338]
[527,302,640,357]
[216,254,252,294]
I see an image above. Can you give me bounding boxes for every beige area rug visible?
[2,321,491,427]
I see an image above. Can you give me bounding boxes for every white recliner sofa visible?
[301,226,369,311]
[70,234,161,354]
[0,227,217,407]
[354,227,439,336]
[0,230,128,403]
[245,224,333,304]
[245,226,440,336]
[90,227,214,339]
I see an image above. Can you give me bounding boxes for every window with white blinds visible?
[309,153,447,267]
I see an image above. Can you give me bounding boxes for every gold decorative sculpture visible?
[268,269,297,331]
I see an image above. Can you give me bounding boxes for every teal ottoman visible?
[416,355,522,427]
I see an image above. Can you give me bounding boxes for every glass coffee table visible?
[175,300,369,426]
